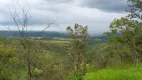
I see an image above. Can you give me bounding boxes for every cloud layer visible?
[81,0,129,12]
[0,0,129,35]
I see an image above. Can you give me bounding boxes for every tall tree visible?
[5,2,55,80]
[104,17,142,65]
[66,24,88,80]
[127,0,142,20]
[104,0,142,65]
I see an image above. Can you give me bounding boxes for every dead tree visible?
[5,2,56,80]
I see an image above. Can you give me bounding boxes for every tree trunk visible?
[132,49,140,66]
[27,57,32,80]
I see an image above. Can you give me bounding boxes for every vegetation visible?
[0,0,142,80]
[66,24,88,80]
[85,65,142,80]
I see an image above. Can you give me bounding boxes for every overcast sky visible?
[0,0,129,35]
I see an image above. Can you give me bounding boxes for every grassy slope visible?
[11,38,142,80]
[85,65,142,80]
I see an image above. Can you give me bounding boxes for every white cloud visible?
[0,0,128,35]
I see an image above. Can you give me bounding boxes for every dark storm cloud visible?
[44,0,72,3]
[81,0,129,12]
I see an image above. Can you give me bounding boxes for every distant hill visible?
[0,30,69,37]
[0,30,109,41]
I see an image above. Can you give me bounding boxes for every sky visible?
[0,0,130,35]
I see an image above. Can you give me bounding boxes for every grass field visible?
[12,65,142,80]
[85,65,142,80]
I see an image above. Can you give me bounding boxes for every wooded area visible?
[0,0,142,80]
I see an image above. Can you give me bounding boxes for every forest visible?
[0,0,142,80]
